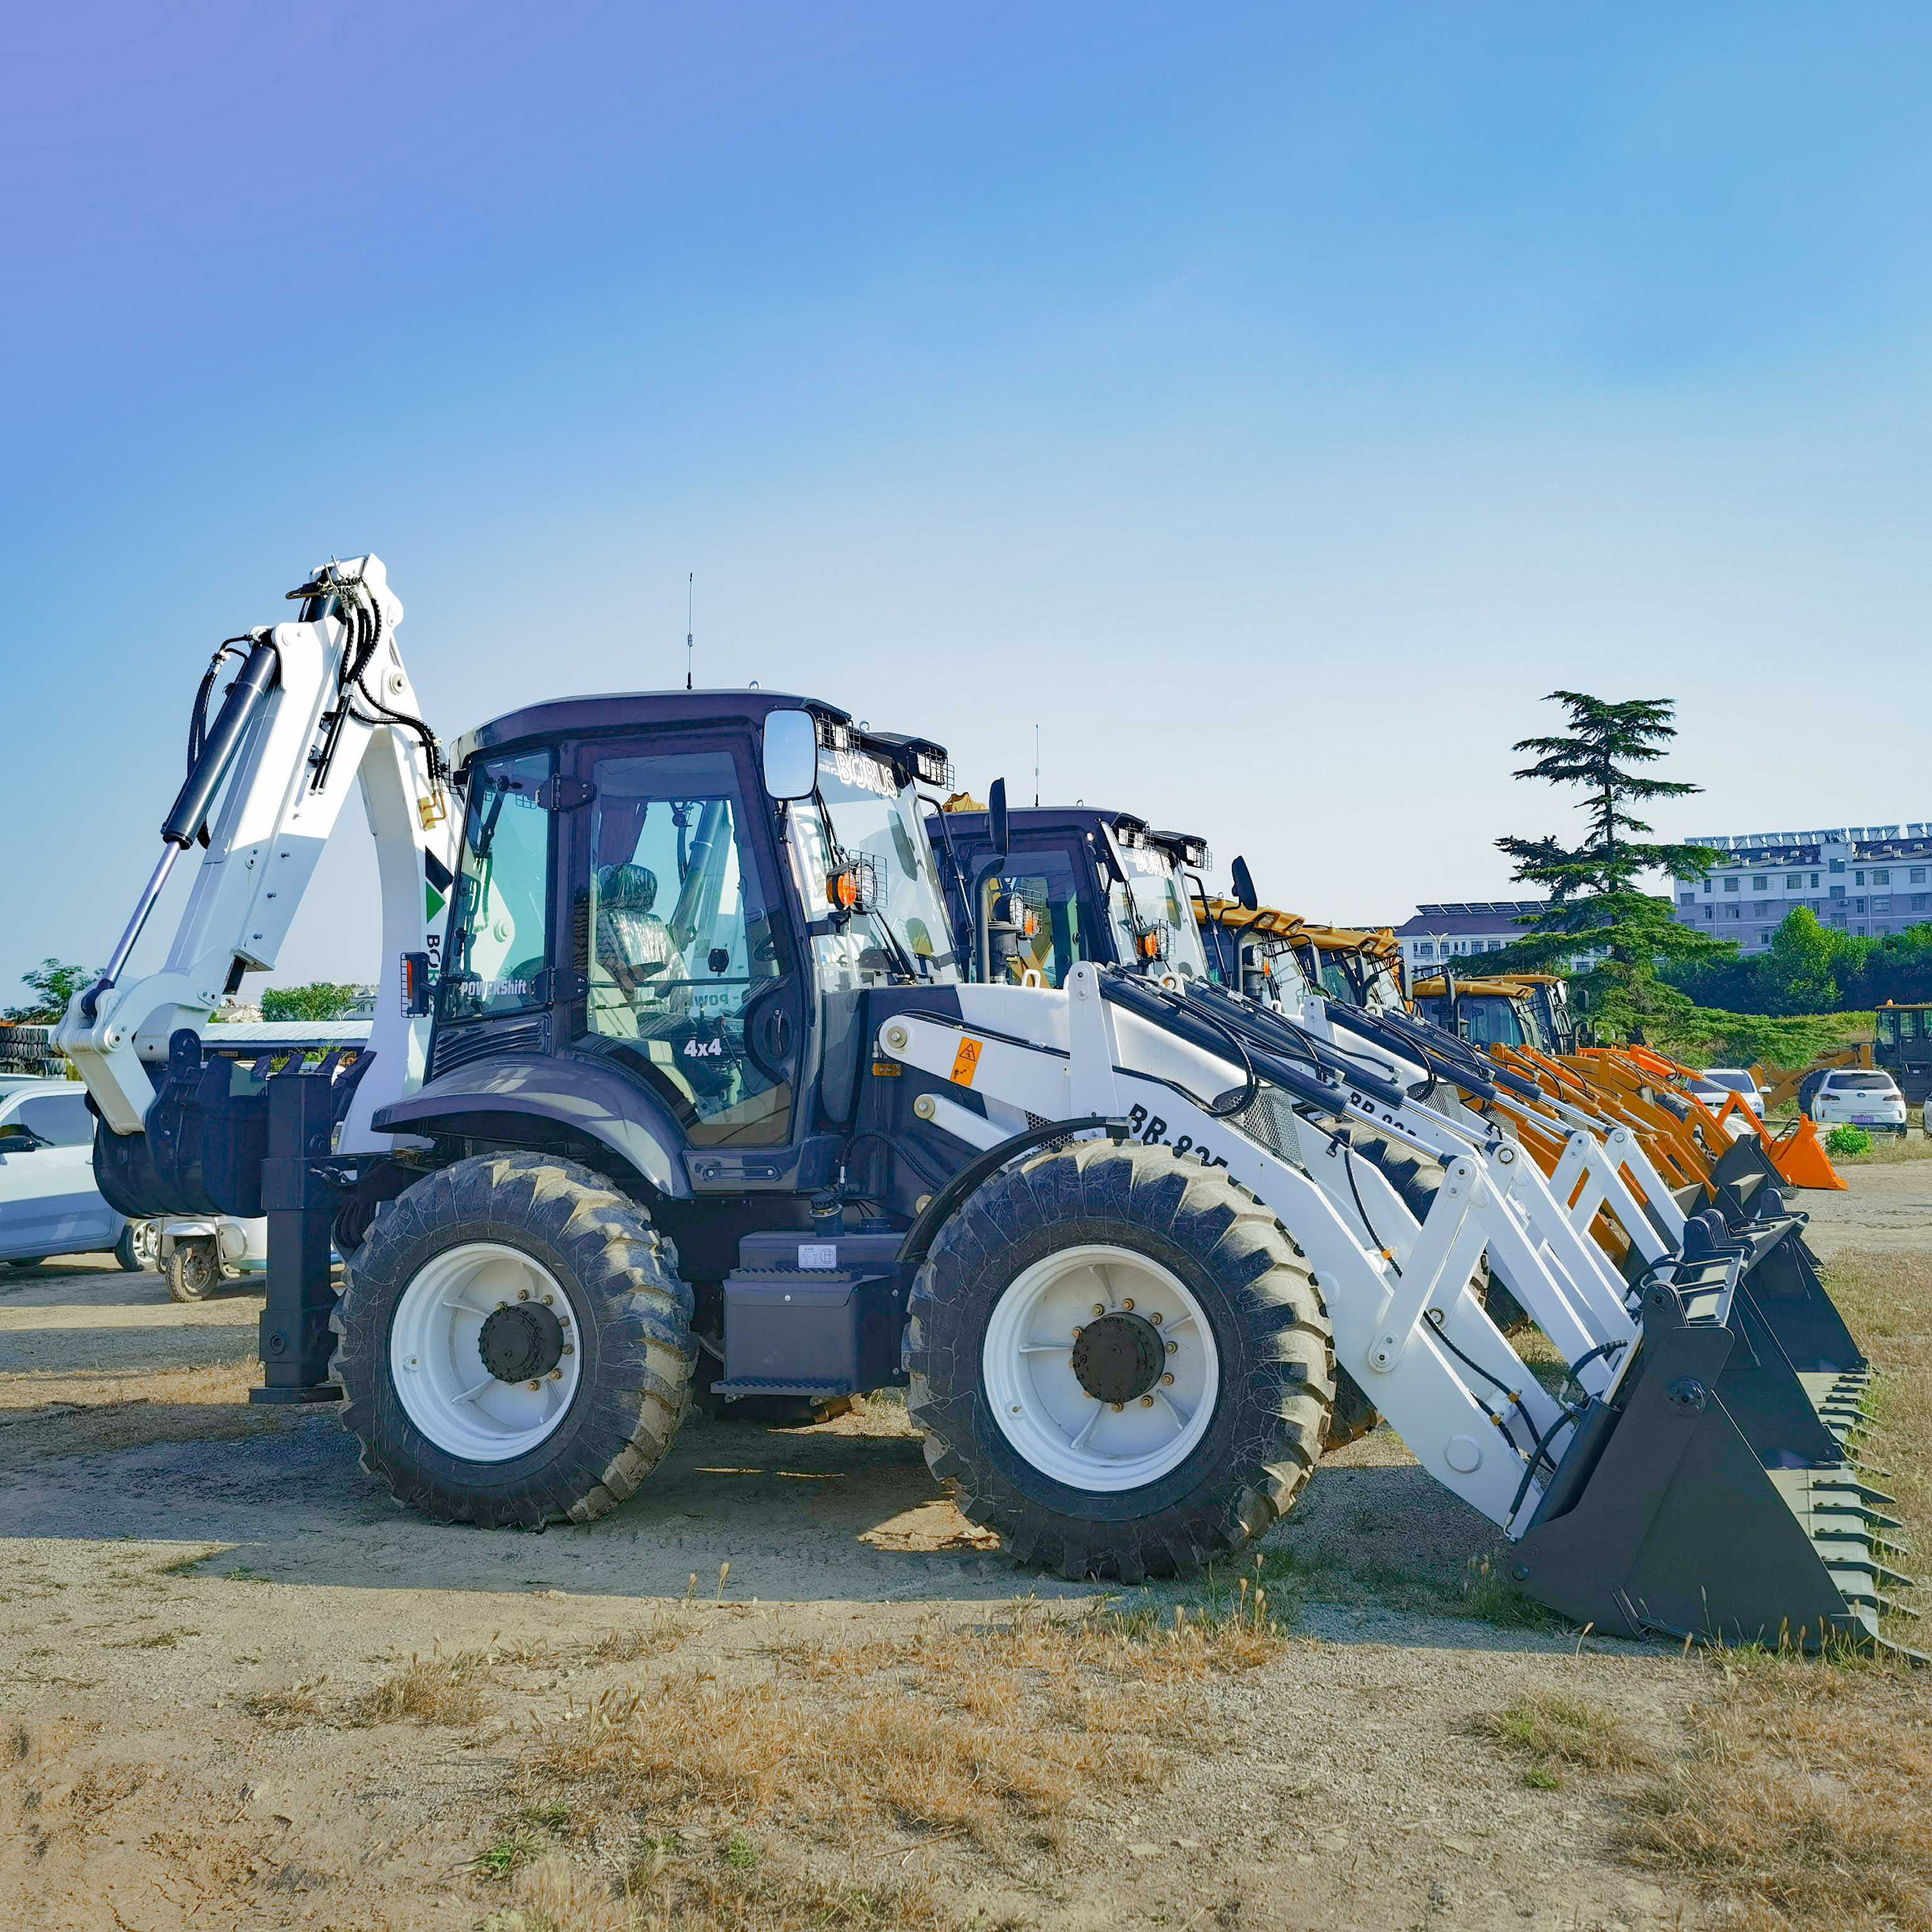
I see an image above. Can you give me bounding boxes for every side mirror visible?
[1231,855,1258,911]
[762,709,819,801]
[987,777,1010,860]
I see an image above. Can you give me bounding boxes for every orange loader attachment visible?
[1572,1046,1846,1195]
[1709,1092,1848,1192]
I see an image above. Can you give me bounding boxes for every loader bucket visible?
[1511,1245,1906,1647]
[1765,1114,1848,1192]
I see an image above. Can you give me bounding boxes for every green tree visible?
[1486,692,1734,1040]
[259,981,362,1023]
[3,958,97,1024]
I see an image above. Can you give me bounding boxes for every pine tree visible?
[1487,691,1733,1038]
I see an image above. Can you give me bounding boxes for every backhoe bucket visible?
[1512,1250,1905,1646]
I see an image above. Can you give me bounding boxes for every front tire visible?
[330,1152,693,1528]
[908,1138,1333,1582]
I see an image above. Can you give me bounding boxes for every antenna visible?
[686,574,694,692]
[1034,724,1040,808]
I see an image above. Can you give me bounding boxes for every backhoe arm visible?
[57,557,456,1159]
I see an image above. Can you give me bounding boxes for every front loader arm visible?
[57,557,456,1156]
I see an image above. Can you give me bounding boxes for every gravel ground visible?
[0,1165,1923,1932]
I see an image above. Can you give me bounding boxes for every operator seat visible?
[594,863,689,1027]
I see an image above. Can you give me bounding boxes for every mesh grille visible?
[431,1017,549,1077]
[1233,1087,1299,1161]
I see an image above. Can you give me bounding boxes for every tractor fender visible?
[372,1053,690,1199]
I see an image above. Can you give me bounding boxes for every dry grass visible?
[1822,1248,1931,1626]
[1621,1655,1932,1931]
[479,1850,950,1932]
[347,1649,494,1728]
[587,1611,701,1664]
[1474,1690,1658,1789]
[243,1680,331,1729]
[1601,1241,1932,1929]
[491,1591,1291,1929]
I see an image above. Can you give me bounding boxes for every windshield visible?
[1249,935,1316,1006]
[792,745,958,986]
[1102,833,1209,979]
[1357,960,1405,1013]
[1460,995,1529,1049]
[1830,1072,1899,1093]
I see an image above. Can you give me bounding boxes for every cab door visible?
[564,735,806,1152]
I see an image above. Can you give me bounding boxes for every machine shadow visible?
[0,1403,1544,1647]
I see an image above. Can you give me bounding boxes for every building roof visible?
[1391,901,1544,940]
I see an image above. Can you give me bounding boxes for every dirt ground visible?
[1,1160,1928,1932]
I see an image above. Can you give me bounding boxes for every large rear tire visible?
[330,1152,693,1528]
[908,1138,1333,1583]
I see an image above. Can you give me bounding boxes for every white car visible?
[1807,1069,1908,1136]
[1699,1067,1768,1118]
[0,1079,140,1270]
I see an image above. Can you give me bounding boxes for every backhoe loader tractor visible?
[58,557,1905,1645]
[926,797,1214,989]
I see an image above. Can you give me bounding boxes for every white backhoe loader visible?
[58,557,1904,1648]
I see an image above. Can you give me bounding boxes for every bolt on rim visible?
[389,1241,582,1462]
[982,1242,1218,1491]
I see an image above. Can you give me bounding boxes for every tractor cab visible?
[1292,926,1407,1015]
[399,692,963,1230]
[1197,900,1319,1008]
[1874,1001,1932,1103]
[927,802,1212,986]
[1411,974,1541,1050]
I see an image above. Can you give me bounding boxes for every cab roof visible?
[456,691,950,790]
[932,804,1211,872]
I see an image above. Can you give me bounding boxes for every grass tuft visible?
[347,1649,490,1728]
[1475,1692,1658,1789]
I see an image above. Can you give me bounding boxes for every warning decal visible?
[950,1036,984,1087]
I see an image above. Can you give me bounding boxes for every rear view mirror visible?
[762,709,819,801]
[988,777,1010,860]
[1231,855,1258,911]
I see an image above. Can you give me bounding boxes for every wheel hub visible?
[1071,1311,1166,1404]
[478,1302,565,1384]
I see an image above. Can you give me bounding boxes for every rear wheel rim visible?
[389,1242,582,1463]
[982,1243,1218,1492]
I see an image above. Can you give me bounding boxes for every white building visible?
[1672,824,1932,954]
[1390,901,1604,977]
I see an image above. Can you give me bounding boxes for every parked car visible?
[0,1079,141,1270]
[1699,1067,1768,1118]
[1806,1069,1909,1136]
[158,1214,267,1302]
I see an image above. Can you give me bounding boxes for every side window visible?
[445,751,553,1019]
[578,748,790,1147]
[11,1094,91,1145]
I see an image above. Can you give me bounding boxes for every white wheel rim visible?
[982,1243,1219,1492]
[388,1242,582,1463]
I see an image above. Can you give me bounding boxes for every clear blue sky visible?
[6,1,1930,994]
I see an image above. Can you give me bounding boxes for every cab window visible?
[579,747,791,1146]
[987,848,1096,987]
[443,750,552,1019]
